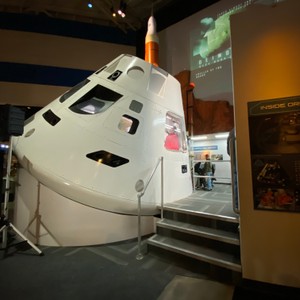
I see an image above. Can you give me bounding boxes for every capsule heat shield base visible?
[14,168,155,247]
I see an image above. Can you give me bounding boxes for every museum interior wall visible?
[0,13,136,107]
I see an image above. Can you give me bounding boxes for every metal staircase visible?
[147,194,241,273]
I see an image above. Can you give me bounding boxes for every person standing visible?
[194,161,205,189]
[203,154,213,191]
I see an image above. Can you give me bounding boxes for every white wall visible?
[14,169,155,246]
[231,0,300,288]
[0,29,135,107]
[191,133,231,183]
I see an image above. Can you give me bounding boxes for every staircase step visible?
[147,234,241,272]
[160,205,239,223]
[157,218,240,245]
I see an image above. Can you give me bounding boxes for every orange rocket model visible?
[145,15,159,67]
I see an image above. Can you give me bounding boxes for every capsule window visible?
[86,150,129,168]
[59,79,90,103]
[43,109,61,126]
[118,114,139,134]
[129,100,143,113]
[69,84,122,114]
[164,111,187,152]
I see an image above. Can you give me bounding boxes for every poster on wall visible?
[248,96,300,213]
[193,145,218,160]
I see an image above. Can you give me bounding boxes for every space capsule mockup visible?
[12,54,192,215]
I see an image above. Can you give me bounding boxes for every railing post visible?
[160,156,164,219]
[229,136,240,214]
[135,180,144,260]
[135,157,163,260]
[136,193,144,260]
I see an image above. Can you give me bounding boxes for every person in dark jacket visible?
[203,154,213,191]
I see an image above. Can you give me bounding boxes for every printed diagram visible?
[257,188,295,210]
[248,96,300,213]
[256,161,287,186]
[254,160,296,210]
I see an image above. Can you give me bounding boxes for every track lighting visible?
[111,6,116,17]
[111,1,127,18]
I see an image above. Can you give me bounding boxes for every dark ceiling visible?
[0,0,219,33]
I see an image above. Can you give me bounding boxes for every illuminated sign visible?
[193,145,218,151]
[248,95,300,115]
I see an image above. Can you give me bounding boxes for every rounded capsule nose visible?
[147,16,157,35]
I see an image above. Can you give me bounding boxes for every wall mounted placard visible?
[248,96,300,212]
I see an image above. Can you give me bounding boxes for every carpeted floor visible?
[158,275,234,300]
[0,236,215,300]
[0,234,299,300]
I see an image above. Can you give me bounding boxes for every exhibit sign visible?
[248,96,300,212]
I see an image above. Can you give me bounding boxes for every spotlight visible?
[111,7,116,17]
[111,1,126,18]
[87,1,93,8]
[118,1,126,17]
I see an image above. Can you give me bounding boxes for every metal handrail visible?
[135,156,164,260]
[194,174,231,179]
[193,160,232,182]
[229,136,240,214]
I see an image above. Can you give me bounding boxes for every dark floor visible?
[165,183,237,220]
[0,185,299,299]
[0,235,224,300]
[0,232,299,300]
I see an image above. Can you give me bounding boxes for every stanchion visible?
[135,179,144,260]
[0,136,43,256]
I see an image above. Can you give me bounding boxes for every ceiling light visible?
[87,2,93,8]
[214,133,229,139]
[111,7,116,17]
[118,1,126,17]
[191,136,208,140]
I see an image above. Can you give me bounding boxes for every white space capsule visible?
[13,54,192,215]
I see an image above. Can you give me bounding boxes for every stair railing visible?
[228,134,240,214]
[135,156,164,260]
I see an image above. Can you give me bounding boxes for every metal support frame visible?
[0,136,43,256]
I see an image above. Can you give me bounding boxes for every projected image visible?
[190,0,254,101]
[162,0,287,102]
[191,12,233,68]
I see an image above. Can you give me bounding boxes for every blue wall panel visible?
[0,12,136,46]
[0,62,93,87]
